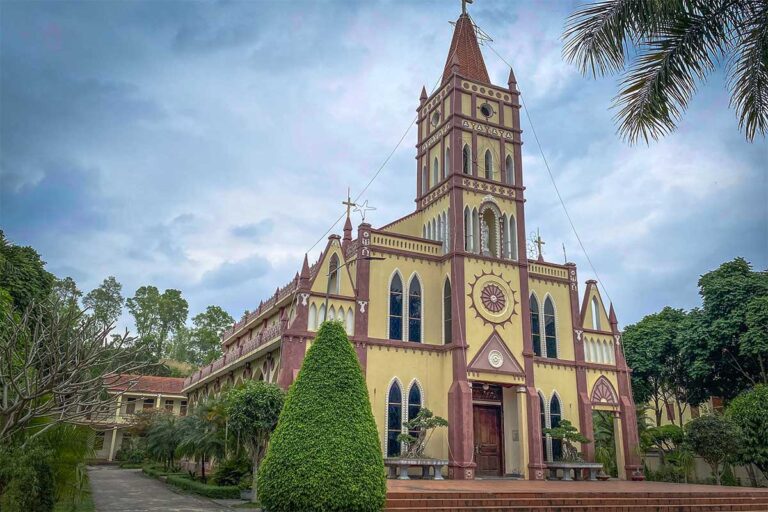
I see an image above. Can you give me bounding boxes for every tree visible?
[622,307,689,424]
[146,412,181,471]
[727,384,768,483]
[543,419,591,462]
[0,231,55,313]
[126,286,188,358]
[563,0,768,144]
[685,414,742,485]
[52,277,82,314]
[176,401,225,482]
[258,321,386,512]
[227,381,284,503]
[83,276,124,329]
[189,306,234,365]
[396,408,448,458]
[0,299,148,443]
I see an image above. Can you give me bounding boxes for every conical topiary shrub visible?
[258,320,386,512]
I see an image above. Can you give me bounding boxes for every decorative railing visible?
[529,262,569,280]
[184,322,284,389]
[370,232,442,256]
[220,278,297,343]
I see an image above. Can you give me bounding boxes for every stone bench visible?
[546,462,604,481]
[384,458,448,480]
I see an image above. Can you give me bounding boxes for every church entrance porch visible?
[471,382,525,478]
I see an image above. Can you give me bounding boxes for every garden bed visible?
[164,475,241,499]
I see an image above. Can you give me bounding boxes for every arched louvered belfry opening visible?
[462,144,471,174]
[421,165,428,194]
[544,296,557,358]
[505,154,514,185]
[444,147,450,177]
[443,278,452,344]
[432,157,439,188]
[389,273,404,340]
[386,381,403,457]
[407,276,422,343]
[484,149,493,179]
[530,294,542,356]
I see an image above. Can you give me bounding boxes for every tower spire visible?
[442,4,490,85]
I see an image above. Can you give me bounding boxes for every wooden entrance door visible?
[473,404,504,476]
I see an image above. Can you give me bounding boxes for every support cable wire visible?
[476,23,614,306]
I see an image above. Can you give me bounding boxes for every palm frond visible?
[563,0,684,77]
[614,0,734,143]
[728,0,768,141]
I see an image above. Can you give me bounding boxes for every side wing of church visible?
[182,10,642,481]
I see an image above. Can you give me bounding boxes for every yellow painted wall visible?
[461,93,471,115]
[310,241,355,297]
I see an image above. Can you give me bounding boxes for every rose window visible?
[481,283,506,313]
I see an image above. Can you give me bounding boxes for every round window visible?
[479,103,494,118]
[431,111,441,126]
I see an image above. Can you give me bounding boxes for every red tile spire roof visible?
[442,13,490,85]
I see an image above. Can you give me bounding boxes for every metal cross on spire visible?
[461,0,474,14]
[342,187,356,219]
[534,228,545,261]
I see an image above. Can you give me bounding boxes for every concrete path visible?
[88,466,227,512]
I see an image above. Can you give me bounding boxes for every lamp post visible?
[322,256,384,323]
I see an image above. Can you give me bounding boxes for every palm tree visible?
[176,401,225,482]
[146,412,181,471]
[563,0,768,143]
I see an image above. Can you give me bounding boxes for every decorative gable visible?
[467,331,524,376]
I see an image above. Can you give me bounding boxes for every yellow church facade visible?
[182,11,642,481]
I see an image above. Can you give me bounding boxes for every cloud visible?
[231,219,274,241]
[198,255,272,290]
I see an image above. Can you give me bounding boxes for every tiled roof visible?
[105,374,186,395]
[442,14,490,85]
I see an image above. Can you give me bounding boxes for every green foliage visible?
[227,380,284,502]
[543,419,591,462]
[686,414,743,485]
[190,306,235,365]
[642,424,685,460]
[52,277,83,315]
[258,321,386,512]
[592,411,617,477]
[126,286,189,359]
[83,276,124,329]
[727,384,768,476]
[115,448,146,464]
[176,400,225,482]
[0,442,55,512]
[0,230,55,312]
[396,408,448,458]
[213,456,252,487]
[165,475,240,499]
[563,0,768,143]
[146,412,182,471]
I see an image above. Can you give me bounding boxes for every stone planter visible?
[384,457,449,480]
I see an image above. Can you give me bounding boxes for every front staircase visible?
[385,489,768,511]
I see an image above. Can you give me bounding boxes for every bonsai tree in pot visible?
[396,408,448,458]
[543,419,591,462]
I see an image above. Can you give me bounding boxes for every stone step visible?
[387,491,768,499]
[385,497,768,508]
[384,505,768,512]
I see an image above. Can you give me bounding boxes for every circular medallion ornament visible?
[488,349,504,369]
[481,284,506,313]
[467,270,519,327]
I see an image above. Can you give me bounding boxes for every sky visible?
[1,0,766,332]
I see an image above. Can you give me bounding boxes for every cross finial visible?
[534,228,545,261]
[461,0,474,15]
[342,187,356,220]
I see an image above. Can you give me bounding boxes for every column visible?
[613,412,627,480]
[516,386,529,479]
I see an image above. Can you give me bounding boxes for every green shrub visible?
[0,443,56,512]
[258,321,386,512]
[115,448,145,464]
[141,464,183,479]
[165,475,240,499]
[213,456,251,486]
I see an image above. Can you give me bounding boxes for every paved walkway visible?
[88,466,227,512]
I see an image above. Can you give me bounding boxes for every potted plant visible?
[543,419,591,462]
[396,408,448,459]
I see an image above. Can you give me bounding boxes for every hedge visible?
[258,320,386,512]
[141,465,185,479]
[165,475,240,499]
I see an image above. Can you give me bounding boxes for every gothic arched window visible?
[508,215,518,260]
[530,294,542,356]
[432,157,439,188]
[346,308,354,335]
[462,145,471,175]
[592,297,601,330]
[387,381,403,457]
[550,395,562,460]
[443,279,452,344]
[389,274,404,340]
[319,303,326,324]
[407,384,422,439]
[408,276,422,343]
[308,303,317,331]
[484,149,493,180]
[444,147,450,177]
[472,208,480,252]
[464,207,472,251]
[421,165,428,195]
[505,154,514,185]
[544,297,557,358]
[328,254,340,294]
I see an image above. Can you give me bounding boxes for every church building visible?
[182,8,642,481]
